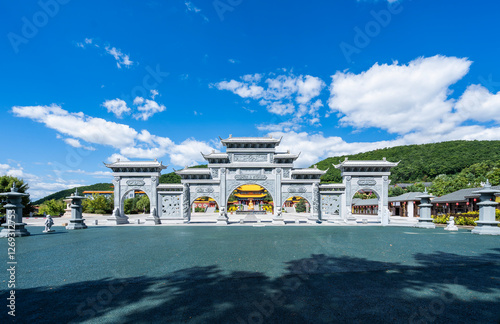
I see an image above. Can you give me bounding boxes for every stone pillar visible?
[108,176,129,225]
[415,189,435,229]
[218,168,228,224]
[66,189,88,230]
[273,168,285,225]
[308,182,321,223]
[471,180,500,235]
[0,185,30,237]
[182,183,191,223]
[408,201,414,218]
[145,177,161,225]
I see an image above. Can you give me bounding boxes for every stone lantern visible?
[471,180,500,235]
[415,188,435,229]
[66,189,87,230]
[0,184,30,237]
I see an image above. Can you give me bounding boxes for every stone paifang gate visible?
[105,136,398,225]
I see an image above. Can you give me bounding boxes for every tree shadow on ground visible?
[10,249,500,323]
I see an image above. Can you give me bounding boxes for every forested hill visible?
[315,140,500,183]
[33,183,114,205]
[33,165,209,204]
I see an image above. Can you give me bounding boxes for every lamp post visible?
[415,188,435,229]
[66,189,88,230]
[0,184,30,237]
[471,180,500,235]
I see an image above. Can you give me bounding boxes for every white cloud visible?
[132,97,166,121]
[107,153,130,163]
[455,84,500,123]
[102,99,131,118]
[12,104,216,168]
[150,89,159,99]
[185,1,209,22]
[214,73,326,126]
[328,55,471,135]
[63,138,95,151]
[105,46,133,68]
[169,138,215,167]
[12,104,138,149]
[76,38,134,68]
[185,1,201,12]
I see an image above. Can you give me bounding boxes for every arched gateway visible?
[105,136,398,225]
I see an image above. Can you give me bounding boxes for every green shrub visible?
[455,216,477,226]
[432,214,449,224]
[195,206,205,212]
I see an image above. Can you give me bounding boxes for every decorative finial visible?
[212,149,215,153]
[229,134,232,138]
[383,157,387,161]
[344,157,348,161]
[117,158,120,162]
[10,183,18,192]
[287,149,290,154]
[314,164,318,169]
[485,179,491,188]
[154,158,157,161]
[184,165,188,170]
[75,188,79,196]
[424,187,428,194]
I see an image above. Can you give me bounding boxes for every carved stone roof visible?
[274,153,300,159]
[105,160,167,169]
[291,168,327,175]
[221,136,281,145]
[202,152,229,159]
[157,184,184,189]
[334,159,399,169]
[175,168,211,175]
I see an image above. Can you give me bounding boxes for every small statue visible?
[276,207,283,218]
[43,215,55,233]
[219,207,227,217]
[444,216,458,231]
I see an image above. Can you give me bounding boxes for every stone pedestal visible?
[272,207,285,225]
[66,190,87,230]
[107,207,129,225]
[216,207,228,225]
[144,207,161,225]
[471,181,500,235]
[415,189,436,229]
[0,185,30,238]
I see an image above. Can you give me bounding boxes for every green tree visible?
[83,194,114,214]
[0,175,33,216]
[136,195,150,213]
[38,199,65,216]
[486,168,500,186]
[388,186,405,197]
[295,198,307,213]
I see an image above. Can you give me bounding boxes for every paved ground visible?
[24,213,419,227]
[1,226,499,323]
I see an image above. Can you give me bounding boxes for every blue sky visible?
[1,0,500,200]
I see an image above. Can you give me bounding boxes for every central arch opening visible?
[227,184,274,221]
[351,189,380,219]
[121,189,151,216]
